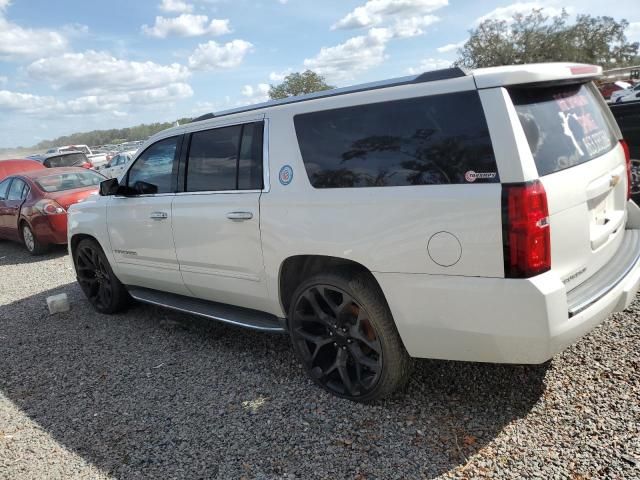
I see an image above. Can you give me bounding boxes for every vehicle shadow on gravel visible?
[0,283,549,479]
[0,241,67,266]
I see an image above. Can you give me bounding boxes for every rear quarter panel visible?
[259,80,505,316]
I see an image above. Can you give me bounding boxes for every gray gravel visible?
[0,240,639,480]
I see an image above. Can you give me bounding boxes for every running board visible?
[127,287,287,333]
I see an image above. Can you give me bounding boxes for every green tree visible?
[269,70,334,100]
[456,9,639,69]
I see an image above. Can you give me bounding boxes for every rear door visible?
[171,120,269,311]
[508,82,626,290]
[0,178,28,239]
[0,178,14,238]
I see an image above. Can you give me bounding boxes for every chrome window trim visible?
[174,190,261,196]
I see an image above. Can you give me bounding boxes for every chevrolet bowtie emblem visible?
[610,175,621,188]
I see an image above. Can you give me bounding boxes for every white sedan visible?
[98,151,135,178]
[611,83,640,103]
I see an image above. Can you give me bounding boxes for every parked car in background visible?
[46,144,108,169]
[611,83,640,103]
[610,99,640,203]
[0,159,45,181]
[599,81,631,100]
[41,151,92,169]
[70,63,640,401]
[0,167,104,254]
[99,151,136,178]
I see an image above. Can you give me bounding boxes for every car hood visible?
[47,187,99,210]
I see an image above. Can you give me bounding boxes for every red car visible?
[0,167,104,254]
[0,159,46,181]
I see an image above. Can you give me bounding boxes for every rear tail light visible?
[34,200,65,215]
[502,180,551,278]
[621,140,631,200]
[81,162,92,169]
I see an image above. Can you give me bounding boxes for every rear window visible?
[294,91,498,188]
[36,171,103,192]
[44,153,87,168]
[510,83,617,176]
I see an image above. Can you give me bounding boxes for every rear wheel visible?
[74,238,130,314]
[21,222,47,255]
[288,269,412,402]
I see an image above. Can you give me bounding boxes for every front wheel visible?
[288,269,412,402]
[73,238,130,314]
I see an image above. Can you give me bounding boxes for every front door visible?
[107,135,190,295]
[171,121,269,311]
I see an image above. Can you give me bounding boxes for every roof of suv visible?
[156,62,602,143]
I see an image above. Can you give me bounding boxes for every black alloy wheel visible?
[74,238,130,314]
[289,270,411,402]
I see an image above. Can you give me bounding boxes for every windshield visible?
[44,153,87,168]
[35,171,104,192]
[509,83,617,176]
[60,146,91,154]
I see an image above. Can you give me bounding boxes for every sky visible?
[0,0,639,148]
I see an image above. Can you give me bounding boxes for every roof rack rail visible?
[191,67,468,122]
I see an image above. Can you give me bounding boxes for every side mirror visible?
[99,178,119,196]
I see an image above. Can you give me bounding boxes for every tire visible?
[73,238,130,314]
[288,268,412,402]
[21,222,47,255]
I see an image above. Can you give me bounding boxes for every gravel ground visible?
[0,240,639,480]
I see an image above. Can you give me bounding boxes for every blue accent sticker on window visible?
[279,165,293,185]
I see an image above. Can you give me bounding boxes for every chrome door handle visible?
[226,211,253,221]
[150,211,168,220]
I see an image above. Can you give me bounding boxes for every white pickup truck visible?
[46,144,108,170]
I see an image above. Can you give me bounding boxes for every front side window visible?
[294,91,498,188]
[7,178,26,200]
[185,122,263,192]
[127,136,179,194]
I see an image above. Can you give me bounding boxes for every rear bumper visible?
[374,228,640,364]
[30,214,68,245]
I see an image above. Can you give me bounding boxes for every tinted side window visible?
[185,122,263,192]
[294,92,498,188]
[7,179,26,200]
[0,179,10,199]
[127,136,179,194]
[238,122,263,190]
[187,125,241,192]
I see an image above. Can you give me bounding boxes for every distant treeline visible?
[32,117,193,149]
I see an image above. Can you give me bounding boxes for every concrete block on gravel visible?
[46,293,70,314]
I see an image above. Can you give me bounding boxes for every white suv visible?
[68,63,640,401]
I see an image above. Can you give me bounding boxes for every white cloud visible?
[0,0,11,11]
[27,51,191,94]
[0,90,60,114]
[0,16,68,60]
[437,40,465,53]
[475,2,564,24]
[407,57,451,74]
[392,14,439,38]
[240,83,270,104]
[304,28,393,82]
[143,14,231,38]
[188,39,253,70]
[333,0,448,30]
[0,83,193,117]
[269,68,293,82]
[160,0,193,13]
